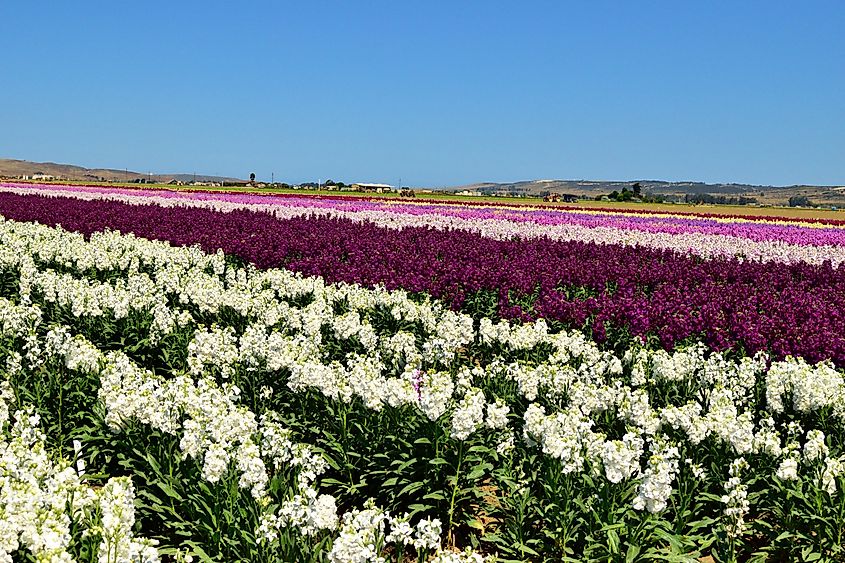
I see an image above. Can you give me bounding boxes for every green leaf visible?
[466,466,488,480]
[395,458,417,472]
[607,529,620,554]
[515,543,540,557]
[156,481,183,501]
[465,519,485,530]
[802,547,822,562]
[184,543,214,563]
[407,503,434,517]
[398,482,424,497]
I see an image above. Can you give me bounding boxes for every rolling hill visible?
[0,158,243,184]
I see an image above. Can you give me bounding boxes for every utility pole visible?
[271,172,274,185]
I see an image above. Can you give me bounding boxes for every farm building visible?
[351,183,394,193]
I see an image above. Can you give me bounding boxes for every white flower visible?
[776,455,799,482]
[685,458,707,480]
[600,433,644,484]
[328,503,389,563]
[821,456,845,495]
[496,432,515,456]
[720,458,750,539]
[752,416,782,457]
[97,477,160,563]
[280,491,340,536]
[803,430,828,463]
[412,517,442,551]
[385,514,414,546]
[429,548,487,563]
[450,388,486,441]
[633,441,679,514]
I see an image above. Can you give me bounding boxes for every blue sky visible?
[1,1,843,186]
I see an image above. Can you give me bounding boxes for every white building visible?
[352,183,394,193]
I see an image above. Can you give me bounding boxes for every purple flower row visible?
[1,190,844,365]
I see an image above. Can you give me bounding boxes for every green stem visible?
[57,367,65,450]
[447,441,465,546]
[340,405,355,489]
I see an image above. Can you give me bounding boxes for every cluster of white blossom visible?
[318,502,462,563]
[0,404,80,562]
[187,325,239,378]
[429,549,488,563]
[94,477,160,563]
[766,357,845,416]
[599,433,645,484]
[98,350,290,502]
[450,388,487,440]
[633,441,680,514]
[0,389,158,562]
[385,514,442,552]
[257,489,339,540]
[523,403,599,474]
[721,457,750,539]
[804,429,829,463]
[822,456,845,495]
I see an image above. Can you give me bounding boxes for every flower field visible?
[0,183,844,562]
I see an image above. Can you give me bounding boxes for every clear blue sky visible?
[2,1,843,186]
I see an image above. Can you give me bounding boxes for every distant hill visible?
[444,179,845,207]
[3,158,843,207]
[0,158,243,184]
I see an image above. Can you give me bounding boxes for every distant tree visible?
[788,195,813,207]
[632,182,642,196]
[686,193,758,206]
[250,173,256,182]
[609,190,620,200]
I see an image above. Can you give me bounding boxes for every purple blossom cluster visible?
[1,190,844,364]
